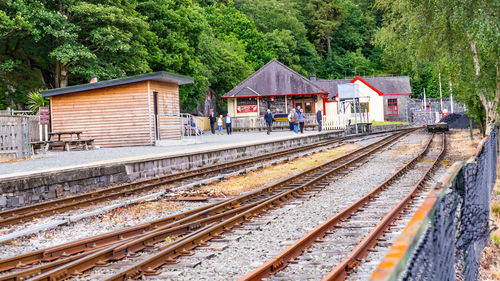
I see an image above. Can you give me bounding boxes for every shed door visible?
[153,91,159,140]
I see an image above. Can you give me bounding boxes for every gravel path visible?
[128,130,431,281]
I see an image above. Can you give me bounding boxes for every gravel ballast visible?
[121,131,432,281]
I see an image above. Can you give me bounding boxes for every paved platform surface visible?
[0,130,328,178]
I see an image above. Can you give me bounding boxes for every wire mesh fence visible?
[401,126,498,281]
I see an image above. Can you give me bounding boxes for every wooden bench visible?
[48,139,94,151]
[31,140,55,154]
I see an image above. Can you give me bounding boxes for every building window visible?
[388,99,398,115]
[237,97,257,106]
[236,97,258,113]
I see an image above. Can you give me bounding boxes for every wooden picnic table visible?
[32,131,94,153]
[48,131,83,141]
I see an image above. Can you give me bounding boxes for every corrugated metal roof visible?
[41,71,194,97]
[222,59,328,98]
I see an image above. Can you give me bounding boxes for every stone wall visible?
[384,95,410,122]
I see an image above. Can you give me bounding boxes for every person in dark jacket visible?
[264,109,273,134]
[225,113,232,135]
[316,109,322,132]
[209,110,216,134]
[298,108,306,134]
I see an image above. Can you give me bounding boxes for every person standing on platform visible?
[293,107,300,134]
[288,109,294,131]
[264,109,274,135]
[217,115,223,135]
[316,109,322,132]
[298,108,305,134]
[225,113,232,135]
[209,110,216,134]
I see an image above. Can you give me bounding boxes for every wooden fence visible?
[0,115,32,160]
[231,114,357,131]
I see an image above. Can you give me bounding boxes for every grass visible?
[493,202,500,216]
[198,143,360,196]
[371,121,409,126]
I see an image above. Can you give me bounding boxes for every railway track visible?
[0,130,415,281]
[239,133,445,281]
[0,132,384,228]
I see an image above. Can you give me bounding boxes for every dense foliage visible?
[376,0,499,132]
[1,0,496,123]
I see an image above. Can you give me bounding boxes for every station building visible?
[41,71,193,147]
[222,59,412,123]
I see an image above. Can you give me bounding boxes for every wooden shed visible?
[41,71,193,147]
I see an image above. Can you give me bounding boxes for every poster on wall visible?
[237,105,258,113]
[39,107,50,125]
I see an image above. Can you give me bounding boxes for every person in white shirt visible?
[225,113,232,135]
[217,115,223,135]
[288,109,294,131]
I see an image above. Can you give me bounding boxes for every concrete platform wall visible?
[1,131,345,208]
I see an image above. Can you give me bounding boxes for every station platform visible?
[1,130,347,208]
[1,130,331,177]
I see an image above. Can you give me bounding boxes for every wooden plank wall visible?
[150,81,181,140]
[50,81,154,147]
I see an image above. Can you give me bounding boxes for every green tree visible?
[376,0,500,133]
[198,33,253,112]
[137,0,208,111]
[2,0,151,89]
[26,90,48,113]
[304,0,344,55]
[137,0,253,113]
[204,1,274,70]
[235,0,320,74]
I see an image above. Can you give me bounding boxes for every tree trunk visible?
[54,61,69,88]
[469,39,499,134]
[54,61,60,88]
[327,37,331,55]
[60,62,68,88]
[197,89,217,116]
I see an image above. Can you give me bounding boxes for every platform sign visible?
[338,84,360,101]
[39,107,50,125]
[237,105,258,113]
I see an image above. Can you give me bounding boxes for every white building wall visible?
[352,80,385,122]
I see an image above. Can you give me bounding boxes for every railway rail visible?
[239,133,445,281]
[0,130,415,281]
[0,132,380,228]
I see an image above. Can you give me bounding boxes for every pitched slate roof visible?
[42,71,194,97]
[313,78,351,99]
[222,59,327,98]
[360,76,412,95]
[316,76,412,100]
